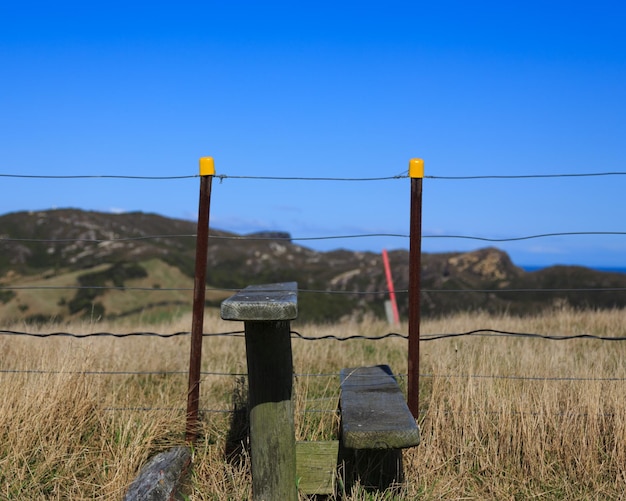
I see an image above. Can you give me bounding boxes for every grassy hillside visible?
[0,257,237,325]
[0,308,625,499]
[2,209,626,325]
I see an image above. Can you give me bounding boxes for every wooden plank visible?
[340,365,420,450]
[296,441,339,495]
[220,281,298,321]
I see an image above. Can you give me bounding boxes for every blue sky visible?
[1,1,625,267]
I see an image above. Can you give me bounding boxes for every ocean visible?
[522,266,626,274]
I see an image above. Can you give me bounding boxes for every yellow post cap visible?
[409,158,424,178]
[199,157,215,176]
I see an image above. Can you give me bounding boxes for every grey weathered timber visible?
[221,281,297,321]
[339,365,420,491]
[340,365,420,450]
[220,282,298,501]
[123,446,191,501]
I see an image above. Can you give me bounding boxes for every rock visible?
[123,446,191,501]
[245,230,292,242]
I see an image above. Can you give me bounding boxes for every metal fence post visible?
[186,157,214,442]
[408,158,424,419]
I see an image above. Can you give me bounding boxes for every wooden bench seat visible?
[339,364,420,490]
[340,365,420,450]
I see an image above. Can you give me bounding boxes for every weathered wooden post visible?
[221,282,298,501]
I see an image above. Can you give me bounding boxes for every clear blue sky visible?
[1,1,625,267]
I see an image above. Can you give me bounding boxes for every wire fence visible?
[3,170,626,180]
[0,168,625,416]
[3,326,625,341]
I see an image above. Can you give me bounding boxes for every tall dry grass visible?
[0,307,625,499]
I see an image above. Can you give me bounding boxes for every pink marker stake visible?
[382,249,400,324]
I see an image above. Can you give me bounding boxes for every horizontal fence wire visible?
[0,172,408,181]
[0,234,197,243]
[108,405,626,418]
[420,373,626,382]
[418,330,626,341]
[0,174,197,180]
[422,231,626,242]
[0,285,196,291]
[0,329,244,338]
[425,171,626,180]
[3,170,626,180]
[2,231,626,244]
[215,173,408,181]
[98,407,626,418]
[2,328,624,342]
[210,231,626,242]
[100,407,338,415]
[2,366,623,383]
[102,407,234,413]
[1,285,625,295]
[0,368,334,378]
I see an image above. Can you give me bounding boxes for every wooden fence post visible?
[221,282,298,501]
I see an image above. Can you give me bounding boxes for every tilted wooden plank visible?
[340,365,420,450]
[220,281,298,321]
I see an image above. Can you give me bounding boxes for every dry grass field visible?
[0,307,625,499]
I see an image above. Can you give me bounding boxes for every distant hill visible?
[0,209,625,324]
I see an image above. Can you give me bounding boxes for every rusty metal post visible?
[407,158,424,419]
[186,157,214,442]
